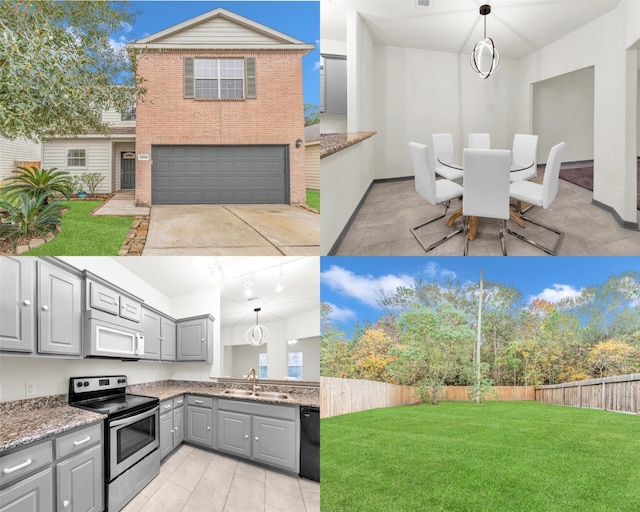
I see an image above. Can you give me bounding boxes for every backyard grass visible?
[24,200,134,256]
[321,401,640,512]
[306,189,320,211]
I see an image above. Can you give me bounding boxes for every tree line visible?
[321,272,640,403]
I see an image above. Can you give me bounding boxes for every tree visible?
[304,104,320,127]
[587,340,640,378]
[350,329,397,381]
[0,1,145,140]
[320,303,355,378]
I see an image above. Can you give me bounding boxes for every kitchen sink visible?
[253,391,291,400]
[222,389,254,396]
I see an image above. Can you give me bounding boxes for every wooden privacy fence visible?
[320,377,420,418]
[537,373,640,414]
[442,386,535,401]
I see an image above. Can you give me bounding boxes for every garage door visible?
[152,145,288,204]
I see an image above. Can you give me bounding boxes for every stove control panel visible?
[70,375,127,394]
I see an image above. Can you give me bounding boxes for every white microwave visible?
[84,310,144,359]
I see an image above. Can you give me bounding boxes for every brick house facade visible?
[130,8,314,206]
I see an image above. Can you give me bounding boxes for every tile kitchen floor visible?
[121,445,320,512]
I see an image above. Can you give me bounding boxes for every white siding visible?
[42,139,113,194]
[155,17,284,45]
[0,137,42,180]
[101,108,136,128]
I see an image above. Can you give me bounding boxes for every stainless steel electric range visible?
[69,376,160,512]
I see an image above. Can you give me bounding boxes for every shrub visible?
[0,193,63,241]
[71,175,85,193]
[2,166,72,203]
[80,172,105,196]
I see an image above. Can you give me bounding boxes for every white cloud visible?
[120,21,133,33]
[313,61,321,71]
[530,284,583,304]
[321,265,415,308]
[109,35,128,53]
[325,302,356,323]
[423,261,456,280]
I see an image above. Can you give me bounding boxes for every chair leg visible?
[506,214,564,256]
[410,202,463,253]
[463,216,470,256]
[499,219,508,256]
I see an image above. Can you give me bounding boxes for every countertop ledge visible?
[0,406,105,454]
[129,380,320,408]
[320,131,377,159]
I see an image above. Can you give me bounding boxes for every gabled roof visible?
[129,7,314,54]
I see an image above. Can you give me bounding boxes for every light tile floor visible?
[121,445,320,512]
[335,173,640,256]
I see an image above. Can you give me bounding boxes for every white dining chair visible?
[510,134,539,184]
[468,133,491,149]
[506,142,566,256]
[409,142,464,252]
[432,133,463,181]
[462,148,512,256]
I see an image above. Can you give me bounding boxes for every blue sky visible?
[321,257,640,334]
[112,1,320,104]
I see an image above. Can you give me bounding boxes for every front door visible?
[121,152,136,189]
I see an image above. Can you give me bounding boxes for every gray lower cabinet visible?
[0,467,53,512]
[176,315,214,362]
[186,395,215,448]
[0,256,35,353]
[56,444,103,512]
[37,259,82,356]
[217,400,299,473]
[160,397,184,459]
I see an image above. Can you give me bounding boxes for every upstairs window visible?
[121,106,136,121]
[67,149,86,167]
[184,57,256,100]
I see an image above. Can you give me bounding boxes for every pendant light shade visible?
[470,5,500,79]
[246,307,269,346]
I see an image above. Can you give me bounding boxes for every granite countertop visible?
[128,380,320,408]
[0,380,319,454]
[0,404,105,454]
[320,131,377,159]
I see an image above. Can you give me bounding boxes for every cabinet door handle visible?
[23,299,31,306]
[195,400,203,404]
[207,426,211,430]
[176,400,183,404]
[254,436,259,441]
[201,338,205,342]
[73,436,91,446]
[63,500,70,508]
[244,434,249,439]
[3,459,32,474]
[41,305,49,311]
[164,404,172,409]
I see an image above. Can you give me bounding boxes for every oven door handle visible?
[110,405,159,427]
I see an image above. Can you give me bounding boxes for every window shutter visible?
[184,58,194,99]
[246,57,256,99]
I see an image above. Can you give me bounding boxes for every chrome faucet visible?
[247,368,261,393]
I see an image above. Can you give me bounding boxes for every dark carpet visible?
[558,160,640,210]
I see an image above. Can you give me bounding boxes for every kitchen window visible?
[195,59,244,99]
[67,149,86,167]
[288,351,302,380]
[259,352,267,379]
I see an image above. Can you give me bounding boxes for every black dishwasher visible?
[299,406,320,482]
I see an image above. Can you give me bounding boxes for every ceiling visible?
[321,0,620,59]
[113,257,319,329]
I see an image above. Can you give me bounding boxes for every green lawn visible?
[306,189,320,211]
[321,401,640,512]
[25,200,134,256]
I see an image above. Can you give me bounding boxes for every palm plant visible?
[0,193,64,241]
[1,166,73,204]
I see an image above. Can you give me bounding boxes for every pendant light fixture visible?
[470,4,500,79]
[246,307,269,346]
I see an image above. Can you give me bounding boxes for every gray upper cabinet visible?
[37,260,82,356]
[176,315,214,362]
[161,317,176,361]
[85,272,142,324]
[0,257,35,353]
[141,307,162,360]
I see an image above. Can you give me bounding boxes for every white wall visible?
[532,67,595,163]
[518,0,640,224]
[347,11,376,133]
[373,45,519,180]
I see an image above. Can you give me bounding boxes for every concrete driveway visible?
[142,204,320,255]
